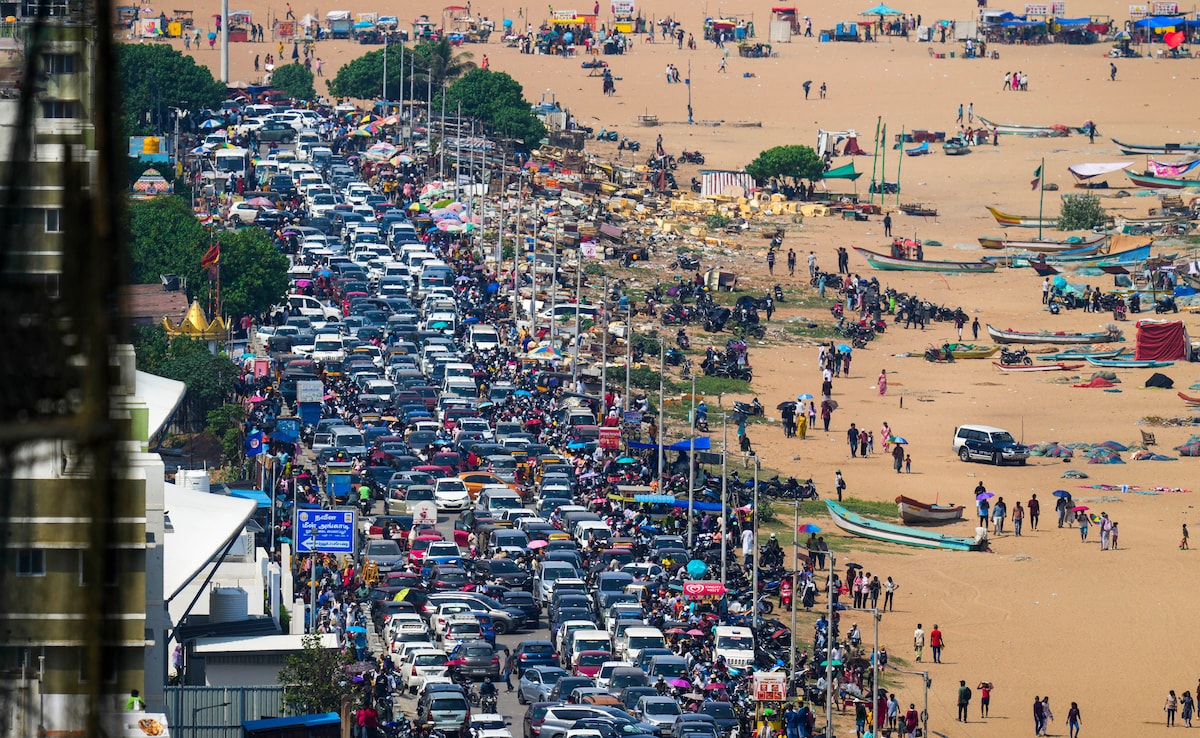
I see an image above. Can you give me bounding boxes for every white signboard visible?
[1151,1,1178,13]
[553,9,579,20]
[754,672,786,702]
[612,0,635,15]
[1024,4,1049,15]
[410,501,438,526]
[1050,1,1067,13]
[296,379,324,404]
[1129,4,1148,17]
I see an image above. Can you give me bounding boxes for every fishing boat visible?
[1037,348,1126,361]
[977,232,1108,252]
[942,137,971,156]
[1085,356,1175,368]
[979,117,1067,137]
[987,324,1124,345]
[853,247,996,273]
[895,496,966,524]
[1111,138,1200,156]
[905,141,931,156]
[1178,392,1200,405]
[993,362,1086,372]
[985,206,1059,229]
[824,500,984,552]
[983,243,1152,268]
[1124,171,1200,190]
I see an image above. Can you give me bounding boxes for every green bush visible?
[706,214,731,229]
[1057,194,1107,231]
[584,262,607,277]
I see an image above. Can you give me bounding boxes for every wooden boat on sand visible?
[977,233,1108,252]
[979,117,1068,137]
[1125,171,1200,190]
[825,500,984,551]
[942,343,999,358]
[1038,348,1126,361]
[994,362,1085,372]
[985,206,1059,229]
[1112,138,1200,156]
[1178,392,1200,405]
[895,496,966,524]
[1085,356,1174,368]
[988,325,1124,345]
[942,137,971,156]
[853,247,996,273]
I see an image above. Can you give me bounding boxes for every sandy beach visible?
[165,1,1200,731]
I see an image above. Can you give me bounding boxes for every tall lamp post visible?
[686,371,697,547]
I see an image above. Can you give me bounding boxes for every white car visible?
[471,715,514,738]
[440,616,484,654]
[344,183,373,204]
[401,648,451,694]
[226,201,260,224]
[434,478,472,512]
[309,334,345,364]
[384,612,429,643]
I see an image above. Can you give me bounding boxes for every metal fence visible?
[164,685,287,738]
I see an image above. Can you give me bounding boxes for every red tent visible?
[1134,319,1191,361]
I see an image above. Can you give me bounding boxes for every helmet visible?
[770,533,777,540]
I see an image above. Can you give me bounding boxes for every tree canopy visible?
[745,145,825,184]
[117,44,225,136]
[271,63,316,101]
[128,196,288,319]
[278,634,357,715]
[1058,194,1107,231]
[328,39,475,100]
[133,325,239,421]
[444,69,546,147]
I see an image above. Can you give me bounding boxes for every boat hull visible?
[977,233,1107,253]
[988,324,1123,345]
[853,246,996,273]
[1125,171,1200,190]
[983,244,1152,268]
[825,500,983,551]
[1112,138,1200,156]
[1178,392,1200,405]
[979,117,1062,136]
[1037,348,1126,361]
[994,362,1085,371]
[895,496,965,524]
[985,206,1059,229]
[1085,357,1174,368]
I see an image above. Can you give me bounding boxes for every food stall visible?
[611,0,636,33]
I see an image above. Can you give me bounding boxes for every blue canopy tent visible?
[673,499,722,512]
[1053,16,1090,27]
[1132,15,1184,29]
[228,488,271,508]
[634,494,677,504]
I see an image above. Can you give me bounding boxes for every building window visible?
[78,551,119,587]
[45,208,61,233]
[15,549,45,577]
[42,53,76,74]
[78,649,120,684]
[41,100,80,119]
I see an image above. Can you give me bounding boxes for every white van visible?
[468,324,501,351]
[619,626,665,663]
[568,630,613,665]
[713,626,755,669]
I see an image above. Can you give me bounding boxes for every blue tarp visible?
[1053,16,1090,26]
[228,488,271,508]
[244,712,341,732]
[626,436,713,451]
[1001,20,1045,26]
[1132,15,1182,29]
[634,494,677,504]
[672,500,722,512]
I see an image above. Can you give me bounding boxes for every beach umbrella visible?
[527,539,548,549]
[838,344,852,353]
[798,523,822,534]
[616,456,636,464]
[245,196,274,207]
[797,393,814,401]
[976,492,994,500]
[861,2,903,14]
[1052,490,1071,498]
[667,628,687,634]
[777,401,798,410]
[526,345,562,360]
[670,678,692,687]
[890,436,908,445]
[199,119,224,129]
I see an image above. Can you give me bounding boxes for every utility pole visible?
[657,341,665,487]
[720,413,728,589]
[624,301,631,410]
[825,551,835,737]
[600,276,609,411]
[220,0,229,83]
[572,251,582,385]
[686,371,696,547]
[751,454,759,628]
[382,32,388,101]
[790,502,800,678]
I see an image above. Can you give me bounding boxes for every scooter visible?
[595,128,618,141]
[1156,296,1179,314]
[773,284,785,302]
[619,137,641,152]
[676,329,691,349]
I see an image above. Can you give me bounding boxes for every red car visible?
[571,650,612,678]
[407,534,445,565]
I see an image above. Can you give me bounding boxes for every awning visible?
[1067,162,1132,180]
[626,436,712,451]
[228,487,271,508]
[824,162,862,181]
[1053,16,1090,26]
[244,713,341,733]
[1132,15,1179,29]
[135,370,187,439]
[163,483,257,601]
[634,494,677,504]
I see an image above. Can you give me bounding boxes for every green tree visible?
[444,69,545,146]
[206,403,248,466]
[745,145,825,185]
[278,634,357,714]
[328,40,474,100]
[218,228,290,319]
[1057,194,1107,231]
[117,44,225,136]
[128,195,210,290]
[271,63,317,100]
[132,325,240,419]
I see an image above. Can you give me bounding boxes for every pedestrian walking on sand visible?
[883,212,892,237]
[1033,696,1046,735]
[802,80,811,99]
[1167,691,1179,727]
[1110,62,1117,81]
[835,470,846,501]
[967,102,974,123]
[847,423,860,457]
[1182,523,1189,550]
[766,249,776,275]
[1028,494,1040,530]
[913,624,924,662]
[1012,501,1024,536]
[892,444,904,474]
[1182,691,1195,728]
[1067,702,1082,738]
[972,316,980,340]
[718,57,726,73]
[929,624,943,663]
[957,680,972,722]
[978,681,993,718]
[956,103,963,124]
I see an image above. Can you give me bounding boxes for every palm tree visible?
[411,39,475,90]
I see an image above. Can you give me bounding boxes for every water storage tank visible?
[176,469,210,494]
[209,585,249,623]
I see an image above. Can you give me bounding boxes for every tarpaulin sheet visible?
[1135,320,1190,361]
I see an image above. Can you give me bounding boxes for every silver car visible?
[517,665,570,705]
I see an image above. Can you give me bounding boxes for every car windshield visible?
[431,697,468,710]
[489,497,522,510]
[447,624,478,635]
[488,560,520,574]
[991,431,1016,444]
[464,646,493,659]
[645,702,680,715]
[578,652,609,666]
[716,635,753,650]
[702,705,735,719]
[611,673,643,687]
[524,643,554,654]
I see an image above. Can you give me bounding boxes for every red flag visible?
[200,242,221,269]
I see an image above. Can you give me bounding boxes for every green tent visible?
[824,162,862,180]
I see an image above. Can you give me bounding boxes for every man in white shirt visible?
[741,526,755,566]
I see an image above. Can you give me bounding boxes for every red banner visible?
[599,427,621,450]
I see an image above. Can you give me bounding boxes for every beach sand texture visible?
[165,1,1200,730]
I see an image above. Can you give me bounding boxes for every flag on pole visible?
[200,242,221,269]
[1030,164,1043,191]
[246,430,265,456]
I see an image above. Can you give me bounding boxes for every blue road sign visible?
[295,509,357,555]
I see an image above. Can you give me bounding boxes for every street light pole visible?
[657,341,665,488]
[687,372,696,547]
[624,302,632,410]
[790,502,800,679]
[751,454,759,628]
[720,413,728,589]
[825,550,835,738]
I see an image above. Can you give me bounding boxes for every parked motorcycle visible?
[619,137,641,152]
[595,128,618,141]
[733,399,764,417]
[679,150,705,164]
[676,329,691,349]
[1156,296,1179,314]
[999,347,1033,365]
[673,253,701,270]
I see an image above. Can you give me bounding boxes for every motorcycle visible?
[733,399,764,417]
[999,347,1033,366]
[690,177,702,194]
[619,137,641,152]
[481,693,498,713]
[595,128,618,141]
[773,284,785,302]
[1156,296,1179,314]
[676,329,691,349]
[673,253,701,270]
[679,150,705,164]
